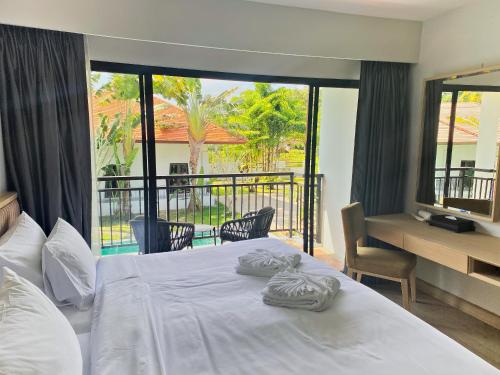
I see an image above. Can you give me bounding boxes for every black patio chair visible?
[130,215,195,254]
[219,207,275,243]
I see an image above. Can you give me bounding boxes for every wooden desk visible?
[366,214,500,287]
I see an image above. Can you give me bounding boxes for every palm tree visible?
[154,76,235,176]
[154,77,235,210]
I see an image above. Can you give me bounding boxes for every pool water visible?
[101,233,220,256]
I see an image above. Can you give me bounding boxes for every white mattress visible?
[89,238,498,375]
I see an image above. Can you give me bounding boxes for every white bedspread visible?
[90,238,498,375]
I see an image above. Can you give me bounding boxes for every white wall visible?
[0,0,421,80]
[318,87,359,260]
[87,36,361,80]
[128,143,211,178]
[435,144,476,169]
[0,0,421,61]
[407,0,500,314]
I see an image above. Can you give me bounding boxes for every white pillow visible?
[0,211,47,289]
[0,267,82,374]
[42,218,96,310]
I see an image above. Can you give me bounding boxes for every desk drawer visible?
[366,221,404,248]
[404,234,468,273]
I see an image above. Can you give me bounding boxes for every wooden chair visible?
[341,202,417,310]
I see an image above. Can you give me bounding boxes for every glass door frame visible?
[91,61,359,255]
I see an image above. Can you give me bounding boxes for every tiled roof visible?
[437,102,500,144]
[92,94,246,145]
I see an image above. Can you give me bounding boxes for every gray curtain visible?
[351,61,410,216]
[416,80,443,204]
[0,25,91,243]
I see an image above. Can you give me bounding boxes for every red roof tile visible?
[92,94,246,145]
[438,102,500,144]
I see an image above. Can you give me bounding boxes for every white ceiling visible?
[236,0,472,21]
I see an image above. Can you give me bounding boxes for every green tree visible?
[92,73,141,216]
[153,76,235,209]
[153,76,235,175]
[93,73,141,176]
[225,83,307,172]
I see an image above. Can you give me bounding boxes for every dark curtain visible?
[351,61,410,217]
[416,80,443,204]
[0,24,91,243]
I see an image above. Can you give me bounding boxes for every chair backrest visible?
[250,207,275,239]
[341,202,366,267]
[130,216,171,253]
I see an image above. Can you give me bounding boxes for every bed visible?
[0,194,497,375]
[88,239,498,375]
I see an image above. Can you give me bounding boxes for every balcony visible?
[434,167,495,203]
[97,172,323,255]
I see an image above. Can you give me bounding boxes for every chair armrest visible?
[243,211,258,218]
[168,222,195,251]
[220,216,257,242]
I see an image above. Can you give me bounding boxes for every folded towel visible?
[236,249,301,277]
[262,268,340,312]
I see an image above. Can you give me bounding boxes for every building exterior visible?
[92,94,246,178]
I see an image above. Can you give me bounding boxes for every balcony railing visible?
[97,172,323,250]
[434,167,495,203]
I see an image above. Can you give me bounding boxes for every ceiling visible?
[236,0,472,21]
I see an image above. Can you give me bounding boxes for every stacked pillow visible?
[0,212,96,310]
[0,212,96,372]
[0,212,47,288]
[0,267,82,374]
[42,218,96,310]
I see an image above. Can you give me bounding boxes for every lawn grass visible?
[100,202,235,244]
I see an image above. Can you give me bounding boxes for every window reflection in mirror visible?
[419,69,500,217]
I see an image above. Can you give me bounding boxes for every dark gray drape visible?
[416,80,443,204]
[0,24,91,243]
[351,61,410,216]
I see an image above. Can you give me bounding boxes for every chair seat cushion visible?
[353,247,416,279]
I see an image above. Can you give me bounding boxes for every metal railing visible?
[97,172,323,249]
[434,167,495,203]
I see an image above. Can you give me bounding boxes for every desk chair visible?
[341,202,417,310]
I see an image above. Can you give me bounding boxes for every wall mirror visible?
[417,66,500,220]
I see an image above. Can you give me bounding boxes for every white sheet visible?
[77,333,91,375]
[90,238,498,375]
[60,305,93,375]
[60,305,93,334]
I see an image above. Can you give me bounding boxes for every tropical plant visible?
[92,73,141,176]
[153,76,235,210]
[92,73,141,215]
[153,76,235,176]
[223,83,307,172]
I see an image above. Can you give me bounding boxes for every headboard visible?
[0,192,20,237]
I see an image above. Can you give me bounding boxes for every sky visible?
[94,72,305,101]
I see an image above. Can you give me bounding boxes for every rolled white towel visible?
[236,249,301,277]
[262,268,340,312]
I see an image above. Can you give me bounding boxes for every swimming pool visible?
[101,233,220,256]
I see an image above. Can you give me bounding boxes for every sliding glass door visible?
[150,74,314,250]
[91,62,358,256]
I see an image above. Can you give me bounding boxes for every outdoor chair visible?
[130,215,195,254]
[219,207,275,243]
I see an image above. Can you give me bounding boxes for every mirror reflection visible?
[417,69,500,217]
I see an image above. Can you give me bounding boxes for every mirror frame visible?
[416,64,500,222]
